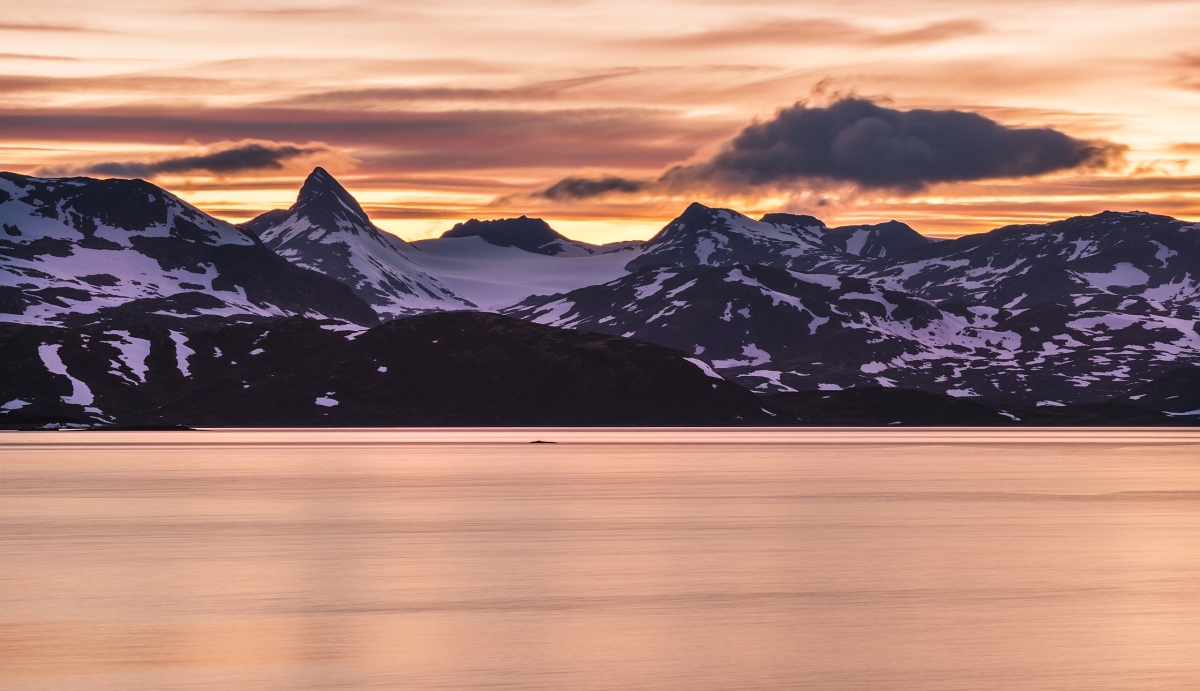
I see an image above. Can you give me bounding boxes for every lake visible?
[3,428,1199,690]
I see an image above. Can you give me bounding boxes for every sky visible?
[2,0,1200,243]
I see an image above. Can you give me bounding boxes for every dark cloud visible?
[81,142,325,178]
[535,176,649,200]
[535,97,1127,199]
[652,18,985,49]
[668,98,1125,191]
[1169,142,1200,154]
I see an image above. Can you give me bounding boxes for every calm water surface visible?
[2,428,1199,691]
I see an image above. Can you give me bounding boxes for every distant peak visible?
[760,212,826,229]
[441,216,567,254]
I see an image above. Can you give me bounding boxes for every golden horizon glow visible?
[2,1,1200,243]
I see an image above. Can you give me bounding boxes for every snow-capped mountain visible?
[862,211,1200,309]
[506,206,1200,407]
[248,168,475,319]
[7,164,1197,417]
[625,203,836,272]
[0,172,376,329]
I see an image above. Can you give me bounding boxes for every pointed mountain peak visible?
[674,201,725,225]
[293,167,371,226]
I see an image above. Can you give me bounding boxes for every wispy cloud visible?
[647,17,986,49]
[0,53,80,61]
[271,70,646,107]
[0,20,109,33]
[0,106,726,171]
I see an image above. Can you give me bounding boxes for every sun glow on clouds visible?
[2,0,1200,242]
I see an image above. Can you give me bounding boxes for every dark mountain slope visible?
[763,387,1187,426]
[0,312,783,427]
[1115,365,1200,417]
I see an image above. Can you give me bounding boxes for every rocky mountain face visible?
[821,220,933,258]
[507,204,1200,408]
[0,172,376,330]
[0,312,782,427]
[247,168,474,319]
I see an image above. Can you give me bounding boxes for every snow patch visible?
[1080,263,1149,291]
[683,357,725,381]
[105,331,151,384]
[1003,294,1027,309]
[2,399,30,411]
[319,322,369,340]
[315,395,339,407]
[860,361,888,374]
[169,331,193,377]
[787,272,841,289]
[38,344,94,406]
[740,369,797,392]
[712,343,771,368]
[633,270,675,300]
[844,229,870,256]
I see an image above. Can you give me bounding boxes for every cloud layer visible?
[536,176,650,200]
[78,141,327,178]
[1,1,1198,241]
[543,98,1126,198]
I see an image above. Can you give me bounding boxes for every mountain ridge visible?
[5,167,1199,422]
[0,171,377,329]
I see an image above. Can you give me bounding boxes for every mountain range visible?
[3,167,1198,426]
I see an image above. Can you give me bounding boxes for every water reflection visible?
[3,429,1199,690]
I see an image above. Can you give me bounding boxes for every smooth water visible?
[2,428,1199,691]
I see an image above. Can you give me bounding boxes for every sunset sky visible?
[3,0,1199,243]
